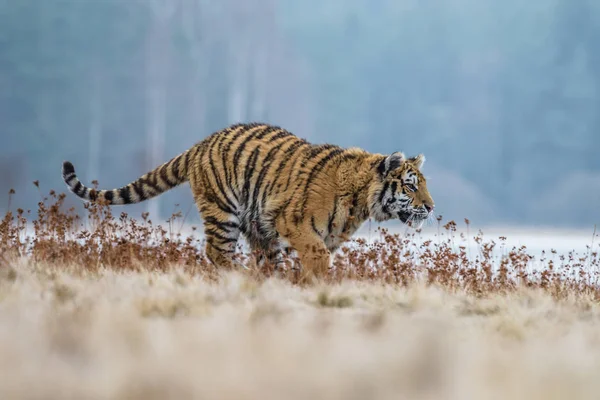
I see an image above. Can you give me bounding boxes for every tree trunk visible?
[181,0,206,134]
[251,48,268,121]
[228,46,249,123]
[145,0,176,220]
[87,71,103,182]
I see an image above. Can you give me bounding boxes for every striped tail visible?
[62,150,191,205]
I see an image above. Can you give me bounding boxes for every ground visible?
[1,260,600,400]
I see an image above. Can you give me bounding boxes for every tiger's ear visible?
[377,152,405,177]
[409,154,426,169]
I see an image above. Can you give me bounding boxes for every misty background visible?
[1,0,599,230]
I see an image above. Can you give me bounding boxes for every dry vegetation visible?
[1,188,600,399]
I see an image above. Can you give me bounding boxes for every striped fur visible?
[62,122,435,281]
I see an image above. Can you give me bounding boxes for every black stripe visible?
[232,125,267,183]
[221,125,252,198]
[226,122,248,131]
[251,159,274,213]
[268,129,292,142]
[279,144,330,223]
[103,190,114,203]
[390,181,398,194]
[311,216,322,237]
[73,181,83,196]
[274,140,307,194]
[281,142,308,192]
[196,153,233,216]
[307,144,337,158]
[289,181,309,224]
[150,172,164,191]
[215,130,227,185]
[327,196,338,234]
[250,137,293,215]
[255,125,277,140]
[119,187,132,204]
[370,158,382,169]
[358,196,368,220]
[220,149,239,202]
[197,141,210,171]
[214,132,240,204]
[351,193,358,214]
[159,164,176,187]
[377,158,386,176]
[204,189,236,215]
[245,150,268,239]
[181,149,191,178]
[204,216,239,230]
[378,181,390,204]
[198,143,236,214]
[132,182,146,201]
[342,193,359,234]
[205,224,234,234]
[206,239,235,255]
[336,153,360,165]
[260,180,271,210]
[208,134,238,212]
[145,169,158,189]
[171,155,182,182]
[239,127,280,211]
[272,197,293,221]
[65,174,76,185]
[205,228,237,244]
[184,145,201,178]
[298,147,345,221]
[62,161,75,175]
[242,147,260,205]
[138,177,161,195]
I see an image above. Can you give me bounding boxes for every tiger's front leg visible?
[284,231,331,284]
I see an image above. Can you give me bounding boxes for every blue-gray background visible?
[2,0,599,229]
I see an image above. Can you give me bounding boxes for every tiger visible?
[61,122,435,282]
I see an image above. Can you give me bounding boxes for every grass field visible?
[1,190,600,399]
[2,262,600,399]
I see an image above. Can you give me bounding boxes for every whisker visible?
[426,213,435,227]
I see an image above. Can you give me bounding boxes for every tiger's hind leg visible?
[255,244,294,277]
[201,208,242,270]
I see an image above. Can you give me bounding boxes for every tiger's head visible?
[369,152,435,229]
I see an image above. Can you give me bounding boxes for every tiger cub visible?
[62,123,435,281]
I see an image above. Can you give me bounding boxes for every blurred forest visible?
[1,0,599,228]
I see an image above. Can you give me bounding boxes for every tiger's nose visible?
[424,203,434,213]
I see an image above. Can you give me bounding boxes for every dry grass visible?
[1,188,600,399]
[3,189,600,297]
[2,262,600,399]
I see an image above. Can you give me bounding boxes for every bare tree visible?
[228,40,250,123]
[249,0,277,121]
[223,0,254,123]
[222,0,283,124]
[180,0,209,134]
[145,0,177,220]
[87,70,103,181]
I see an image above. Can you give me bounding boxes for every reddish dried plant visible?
[1,186,599,299]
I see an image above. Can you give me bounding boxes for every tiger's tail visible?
[61,149,192,205]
